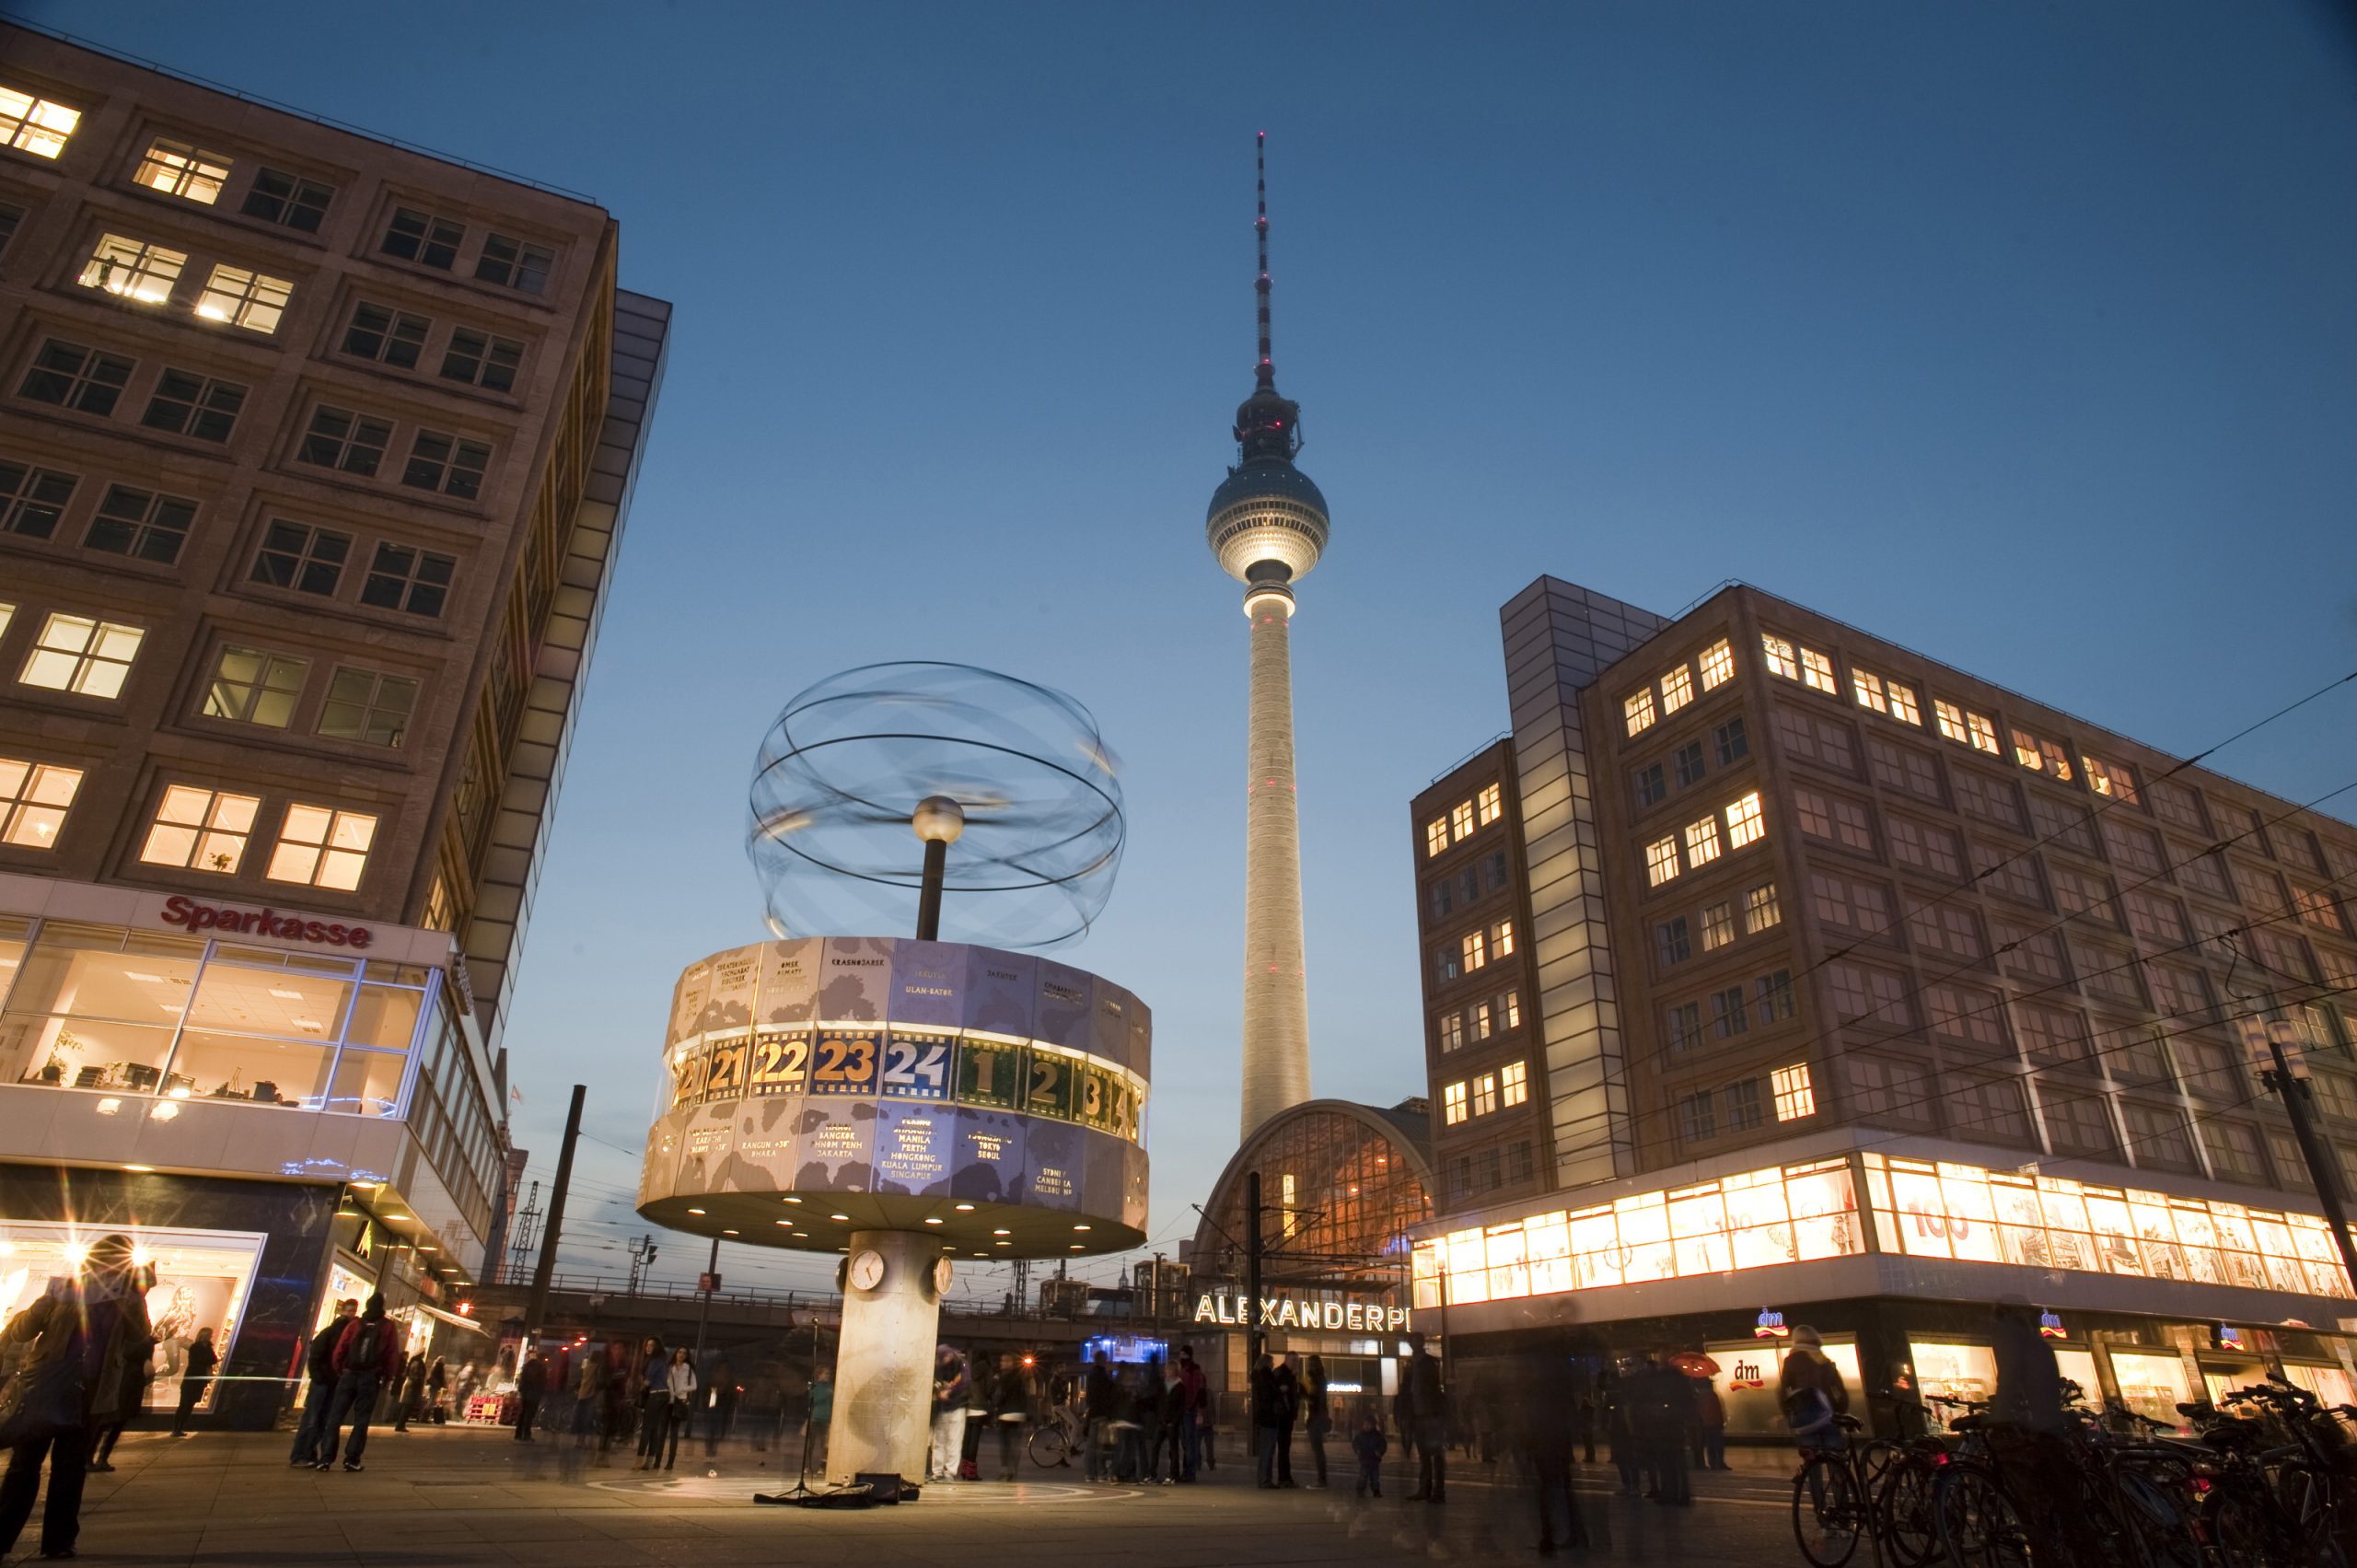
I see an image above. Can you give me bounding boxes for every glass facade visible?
[1199,1107,1432,1294]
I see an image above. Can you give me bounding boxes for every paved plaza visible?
[34,1426,1806,1568]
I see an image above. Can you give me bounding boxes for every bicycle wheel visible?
[2276,1464,2351,1568]
[2205,1485,2291,1568]
[2113,1470,2203,1568]
[1935,1462,2033,1568]
[1027,1423,1070,1469]
[1793,1451,1864,1568]
[1874,1456,1940,1568]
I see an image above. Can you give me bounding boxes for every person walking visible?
[391,1348,428,1433]
[514,1350,548,1442]
[1352,1413,1387,1498]
[654,1348,694,1469]
[1398,1331,1448,1503]
[928,1344,970,1483]
[804,1365,833,1475]
[1630,1348,1690,1505]
[633,1344,674,1470]
[169,1325,217,1437]
[0,1234,152,1562]
[1692,1366,1728,1470]
[1083,1350,1117,1481]
[1250,1353,1292,1488]
[90,1263,157,1476]
[597,1341,633,1463]
[1175,1344,1206,1481]
[424,1357,448,1424]
[1302,1353,1331,1488]
[318,1294,404,1471]
[1517,1349,1591,1555]
[571,1344,605,1449]
[290,1300,356,1467]
[1151,1354,1183,1482]
[1601,1361,1639,1494]
[987,1352,1027,1481]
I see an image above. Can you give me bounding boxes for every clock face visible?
[849,1249,886,1292]
[932,1257,954,1295]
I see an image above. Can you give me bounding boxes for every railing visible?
[471,1272,1181,1326]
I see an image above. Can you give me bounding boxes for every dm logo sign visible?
[1755,1308,1791,1340]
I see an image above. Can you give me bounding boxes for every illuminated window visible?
[1502,990,1521,1029]
[1662,666,1694,715]
[134,139,229,203]
[1744,882,1782,933]
[1757,969,1795,1022]
[240,167,334,232]
[1699,638,1735,690]
[1501,1060,1527,1107]
[0,86,81,159]
[141,784,259,873]
[2010,728,2039,770]
[1645,835,1680,887]
[1761,634,1799,680]
[317,668,417,749]
[2082,754,2140,803]
[298,406,393,476]
[1473,1001,1493,1040]
[1934,700,1968,744]
[1887,682,1922,726]
[1438,1012,1463,1052]
[440,329,524,393]
[1425,817,1448,857]
[0,460,76,540]
[1656,916,1690,966]
[1461,929,1488,972]
[2295,888,2346,935]
[2011,729,2073,782]
[19,613,142,698]
[0,756,80,848]
[204,645,308,728]
[1473,1074,1498,1116]
[359,542,455,618]
[1452,801,1475,841]
[83,485,194,564]
[474,233,554,295]
[195,264,292,333]
[1443,1080,1469,1125]
[1724,790,1766,848]
[1624,688,1656,736]
[141,369,246,442]
[78,235,185,304]
[1800,648,1838,694]
[1711,986,1747,1038]
[250,521,350,597]
[1492,920,1515,958]
[266,803,377,890]
[1853,669,1888,715]
[1772,1064,1816,1121]
[17,341,130,415]
[343,303,429,369]
[1968,713,2001,754]
[381,207,465,270]
[400,431,491,500]
[1685,814,1723,867]
[1701,901,1735,950]
[1476,782,1502,826]
[1715,717,1748,765]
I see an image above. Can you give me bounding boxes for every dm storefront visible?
[0,875,507,1426]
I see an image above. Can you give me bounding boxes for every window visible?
[203,645,308,728]
[1661,666,1694,715]
[1908,900,1986,961]
[1656,917,1690,967]
[438,328,524,393]
[1666,1002,1702,1053]
[0,756,79,848]
[1850,1055,1932,1126]
[1452,801,1475,841]
[1683,813,1723,868]
[2082,753,2140,804]
[194,264,292,333]
[1678,1091,1716,1144]
[1501,990,1521,1029]
[0,460,75,540]
[1810,870,1892,935]
[134,137,230,203]
[1443,1080,1469,1125]
[1995,923,2064,986]
[1852,668,1922,725]
[1715,717,1748,766]
[297,406,392,476]
[1476,783,1502,826]
[1757,969,1795,1022]
[1867,738,1944,802]
[1429,876,1453,918]
[1646,835,1680,888]
[1624,688,1656,736]
[140,368,246,441]
[1424,817,1448,857]
[339,304,428,370]
[1507,1142,1533,1181]
[1711,985,1748,1038]
[2123,890,2187,946]
[1460,929,1487,973]
[381,207,464,269]
[1473,1001,1493,1040]
[1472,1074,1498,1116]
[1760,634,1800,680]
[0,86,80,159]
[1438,1012,1463,1053]
[1772,1063,1815,1121]
[1724,1077,1765,1132]
[265,803,377,890]
[2151,780,2212,838]
[1435,946,1461,983]
[1482,850,1509,892]
[2011,727,2073,781]
[1492,919,1515,958]
[1634,762,1666,807]
[77,234,184,304]
[1829,961,1911,1027]
[474,233,553,294]
[400,431,491,499]
[1936,701,1984,749]
[1952,1078,2033,1145]
[0,202,19,261]
[2200,1121,2267,1185]
[2147,963,2212,1022]
[140,784,259,873]
[1887,681,1922,725]
[20,341,133,415]
[18,613,142,698]
[1724,790,1766,848]
[1700,638,1735,690]
[250,521,350,597]
[1744,882,1782,933]
[2050,864,2115,921]
[1794,786,1874,852]
[1674,740,1706,788]
[1954,770,2025,831]
[1501,1060,1527,1108]
[1888,817,1964,878]
[2041,1091,2118,1157]
[85,484,195,563]
[1800,647,1838,694]
[2015,1002,2090,1068]
[1775,706,1859,774]
[240,167,333,232]
[1701,901,1735,950]
[360,543,455,618]
[2101,819,2164,877]
[2295,887,2346,935]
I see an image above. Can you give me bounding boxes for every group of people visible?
[287,1293,409,1472]
[925,1345,1031,1481]
[519,1334,709,1469]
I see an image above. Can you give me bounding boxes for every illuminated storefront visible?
[0,1221,263,1415]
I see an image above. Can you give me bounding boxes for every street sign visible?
[699,1272,722,1293]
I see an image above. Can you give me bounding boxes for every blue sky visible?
[34,2,2357,1299]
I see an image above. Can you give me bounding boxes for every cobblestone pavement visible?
[29,1427,1810,1567]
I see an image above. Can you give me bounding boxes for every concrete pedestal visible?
[828,1229,942,1486]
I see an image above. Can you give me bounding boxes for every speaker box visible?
[854,1472,920,1503]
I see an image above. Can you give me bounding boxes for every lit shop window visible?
[1744,882,1782,934]
[265,804,377,890]
[19,613,143,698]
[0,756,80,848]
[1699,638,1735,691]
[78,234,185,305]
[2082,754,2140,803]
[1443,1080,1469,1126]
[1451,801,1475,841]
[1425,817,1448,858]
[1461,929,1488,972]
[134,139,229,203]
[1852,669,1922,726]
[1661,666,1694,716]
[1624,688,1656,737]
[1701,901,1734,950]
[317,668,416,749]
[1772,1063,1816,1121]
[1760,634,1800,681]
[1501,1061,1528,1108]
[1438,1012,1463,1053]
[1724,790,1766,848]
[1646,836,1680,888]
[195,264,292,333]
[140,785,259,874]
[1476,782,1502,826]
[1,86,81,158]
[1800,648,1838,694]
[203,645,308,728]
[1685,815,1723,868]
[242,168,334,233]
[1473,1074,1498,1116]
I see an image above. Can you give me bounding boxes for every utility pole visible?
[2252,1016,2357,1296]
[523,1084,585,1346]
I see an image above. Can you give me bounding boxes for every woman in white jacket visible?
[659,1348,698,1470]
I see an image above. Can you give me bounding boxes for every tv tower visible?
[1206,133,1329,1139]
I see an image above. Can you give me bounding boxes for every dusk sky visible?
[32,1,2357,1302]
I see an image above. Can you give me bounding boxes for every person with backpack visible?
[290,1299,356,1466]
[319,1294,404,1471]
[0,1233,155,1562]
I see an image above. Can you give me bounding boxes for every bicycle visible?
[1028,1403,1084,1469]
[1793,1414,1909,1568]
[2184,1383,2350,1568]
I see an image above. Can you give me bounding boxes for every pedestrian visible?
[1250,1353,1294,1488]
[658,1347,696,1469]
[1352,1412,1387,1497]
[514,1350,548,1442]
[708,1360,738,1455]
[1152,1354,1183,1482]
[928,1343,970,1482]
[960,1352,992,1480]
[987,1352,1028,1481]
[571,1344,605,1448]
[631,1337,669,1469]
[1630,1347,1690,1505]
[1782,1326,1849,1514]
[805,1365,832,1475]
[1570,1388,1596,1467]
[0,1233,153,1562]
[318,1293,404,1471]
[1601,1361,1638,1493]
[290,1299,357,1467]
[1693,1365,1728,1470]
[598,1341,633,1462]
[1398,1330,1447,1503]
[392,1348,427,1433]
[1302,1353,1331,1488]
[425,1356,448,1424]
[1175,1343,1206,1481]
[1516,1348,1591,1554]
[1083,1350,1117,1481]
[170,1325,218,1437]
[91,1260,158,1475]
[1132,1355,1165,1481]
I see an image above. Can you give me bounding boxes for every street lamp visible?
[911,796,965,942]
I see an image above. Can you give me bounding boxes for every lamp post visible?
[911,796,964,941]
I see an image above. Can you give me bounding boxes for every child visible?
[1352,1414,1388,1498]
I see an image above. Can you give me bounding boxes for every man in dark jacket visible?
[318,1294,403,1471]
[515,1351,550,1442]
[1398,1332,1448,1503]
[290,1299,356,1466]
[0,1233,153,1562]
[1083,1351,1118,1481]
